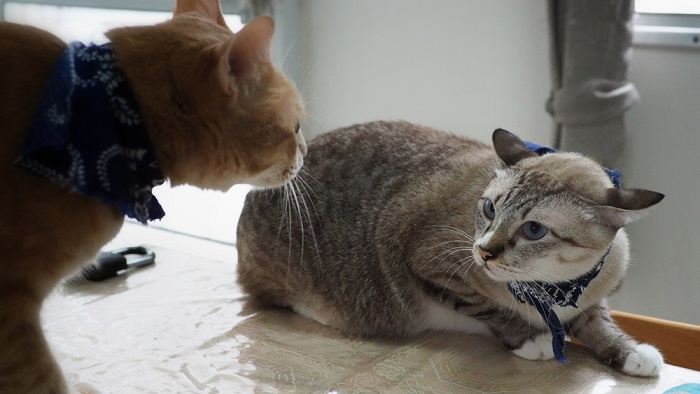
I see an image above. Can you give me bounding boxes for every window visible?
[634,0,700,49]
[2,1,251,244]
[636,0,700,15]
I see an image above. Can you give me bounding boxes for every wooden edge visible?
[611,310,700,371]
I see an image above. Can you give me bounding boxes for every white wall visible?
[277,0,552,143]
[609,46,700,325]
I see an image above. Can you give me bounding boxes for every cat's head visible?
[471,129,664,282]
[127,0,305,190]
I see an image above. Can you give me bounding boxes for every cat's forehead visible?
[487,152,612,204]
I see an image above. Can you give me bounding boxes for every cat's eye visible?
[483,198,495,220]
[522,221,547,240]
[295,123,300,134]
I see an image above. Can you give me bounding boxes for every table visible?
[42,226,700,393]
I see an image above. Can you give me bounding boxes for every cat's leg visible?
[493,323,553,360]
[568,300,663,376]
[0,188,123,393]
[0,285,66,394]
[465,305,554,360]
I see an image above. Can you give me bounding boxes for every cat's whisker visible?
[496,288,518,335]
[417,246,471,272]
[523,267,597,332]
[424,224,475,242]
[293,179,322,261]
[299,168,324,189]
[440,225,475,242]
[278,30,304,75]
[296,174,320,200]
[522,266,575,285]
[424,246,471,264]
[296,175,321,222]
[277,184,289,237]
[441,226,474,242]
[524,282,536,338]
[419,239,473,254]
[288,179,306,264]
[285,183,293,294]
[435,253,472,291]
[529,280,558,305]
[439,256,474,302]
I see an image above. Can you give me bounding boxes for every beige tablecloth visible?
[43,242,700,393]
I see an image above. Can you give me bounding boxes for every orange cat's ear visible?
[216,16,274,95]
[174,0,228,29]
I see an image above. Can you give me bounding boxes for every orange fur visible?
[0,1,303,391]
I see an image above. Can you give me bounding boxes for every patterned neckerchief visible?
[15,42,165,224]
[506,140,621,364]
[507,247,612,364]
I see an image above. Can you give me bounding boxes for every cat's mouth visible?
[280,155,304,183]
[480,262,510,282]
[249,152,304,189]
[473,250,515,282]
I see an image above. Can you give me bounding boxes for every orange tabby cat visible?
[0,0,304,391]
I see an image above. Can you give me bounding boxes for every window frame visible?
[633,13,700,49]
[0,0,246,20]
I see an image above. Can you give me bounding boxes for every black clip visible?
[77,246,156,282]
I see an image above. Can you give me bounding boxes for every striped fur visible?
[237,121,664,376]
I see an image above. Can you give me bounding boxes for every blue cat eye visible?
[522,221,547,240]
[483,198,495,220]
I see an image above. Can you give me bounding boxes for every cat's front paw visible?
[621,343,663,377]
[512,333,555,361]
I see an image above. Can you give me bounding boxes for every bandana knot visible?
[507,248,610,363]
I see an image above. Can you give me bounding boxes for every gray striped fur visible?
[236,121,664,376]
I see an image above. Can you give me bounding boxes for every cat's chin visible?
[473,260,517,282]
[248,170,300,190]
[481,266,511,282]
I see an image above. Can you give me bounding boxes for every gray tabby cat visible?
[237,121,665,376]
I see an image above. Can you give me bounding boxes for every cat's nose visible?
[477,246,497,261]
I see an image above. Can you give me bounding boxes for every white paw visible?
[622,344,664,377]
[512,333,555,361]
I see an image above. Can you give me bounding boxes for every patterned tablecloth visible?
[43,243,700,393]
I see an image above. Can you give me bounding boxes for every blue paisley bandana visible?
[15,42,165,224]
[506,141,621,364]
[507,247,611,364]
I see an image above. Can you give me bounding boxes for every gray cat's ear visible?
[217,16,274,95]
[492,128,538,166]
[596,188,665,228]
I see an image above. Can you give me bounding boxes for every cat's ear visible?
[173,0,229,29]
[492,128,538,166]
[216,16,274,95]
[596,188,665,228]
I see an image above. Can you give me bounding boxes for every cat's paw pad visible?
[621,343,663,377]
[512,333,555,361]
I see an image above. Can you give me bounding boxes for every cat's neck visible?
[106,20,235,186]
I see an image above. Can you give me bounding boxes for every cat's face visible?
[162,1,305,190]
[471,130,664,283]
